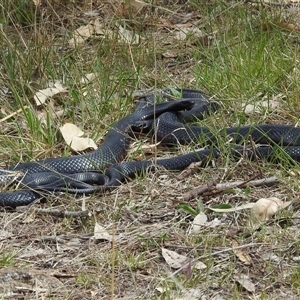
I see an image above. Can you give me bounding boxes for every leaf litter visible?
[0,1,299,299]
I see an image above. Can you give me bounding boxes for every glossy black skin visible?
[2,88,300,207]
[0,94,195,207]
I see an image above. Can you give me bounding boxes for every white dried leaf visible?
[190,212,207,233]
[161,248,188,269]
[251,197,291,222]
[34,81,68,106]
[292,256,300,262]
[83,10,99,17]
[234,274,255,292]
[155,286,168,294]
[80,73,97,84]
[244,99,280,115]
[194,261,207,270]
[123,0,147,14]
[19,248,46,258]
[174,26,205,41]
[32,0,42,6]
[94,222,112,241]
[204,218,222,228]
[69,19,140,46]
[118,26,140,44]
[261,252,280,263]
[173,288,203,300]
[60,123,97,151]
[69,18,104,47]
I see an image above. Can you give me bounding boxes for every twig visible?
[249,136,264,177]
[0,106,29,123]
[176,176,279,202]
[245,0,300,7]
[16,206,91,218]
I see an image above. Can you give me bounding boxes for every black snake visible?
[1,89,300,207]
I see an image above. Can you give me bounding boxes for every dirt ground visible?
[1,1,300,299]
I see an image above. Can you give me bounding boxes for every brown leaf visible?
[121,0,147,17]
[68,19,104,47]
[275,21,300,33]
[231,239,252,265]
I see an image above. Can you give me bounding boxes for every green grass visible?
[0,0,300,299]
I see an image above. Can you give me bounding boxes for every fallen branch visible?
[16,206,91,218]
[176,176,279,202]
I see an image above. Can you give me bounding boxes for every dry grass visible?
[0,0,300,299]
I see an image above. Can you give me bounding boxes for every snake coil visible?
[1,89,300,207]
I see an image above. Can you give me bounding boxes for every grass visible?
[0,0,300,299]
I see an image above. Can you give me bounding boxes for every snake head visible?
[131,120,153,133]
[141,99,195,121]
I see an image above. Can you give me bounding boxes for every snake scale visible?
[1,88,300,207]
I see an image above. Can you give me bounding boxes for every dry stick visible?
[176,176,279,202]
[245,0,298,7]
[249,136,264,177]
[0,106,29,123]
[16,206,91,218]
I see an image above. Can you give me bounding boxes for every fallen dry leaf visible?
[190,212,207,233]
[34,81,68,106]
[173,288,203,300]
[69,19,141,47]
[121,0,147,17]
[274,21,300,33]
[69,18,103,47]
[32,0,42,6]
[117,25,140,44]
[174,26,206,41]
[194,261,207,270]
[243,93,283,115]
[60,123,97,151]
[231,239,252,265]
[155,286,168,294]
[234,274,255,292]
[80,73,98,84]
[244,100,280,115]
[94,222,112,242]
[161,248,188,269]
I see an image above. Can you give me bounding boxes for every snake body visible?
[7,99,194,175]
[1,89,300,207]
[0,97,195,207]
